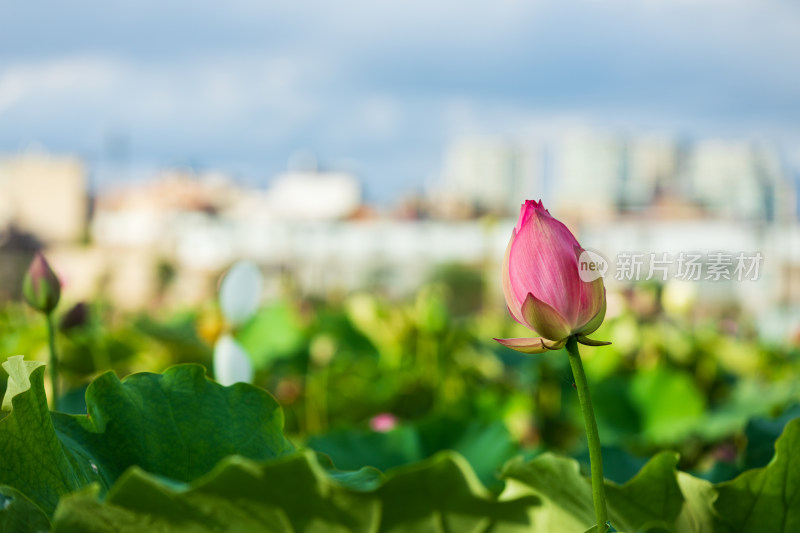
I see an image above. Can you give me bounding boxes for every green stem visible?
[46,313,59,410]
[566,336,608,533]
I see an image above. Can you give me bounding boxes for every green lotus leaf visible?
[52,451,539,533]
[0,361,293,517]
[501,451,684,532]
[713,417,800,532]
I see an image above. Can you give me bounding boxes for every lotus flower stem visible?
[566,336,608,533]
[45,313,59,410]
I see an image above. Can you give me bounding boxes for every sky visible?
[1,0,799,203]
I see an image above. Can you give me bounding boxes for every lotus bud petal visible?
[521,293,572,342]
[496,200,608,353]
[213,334,254,385]
[219,261,263,326]
[22,252,61,315]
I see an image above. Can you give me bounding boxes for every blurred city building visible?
[620,135,679,212]
[0,152,88,303]
[550,133,626,220]
[685,140,794,222]
[0,132,798,341]
[82,164,364,309]
[439,133,795,224]
[86,170,244,309]
[259,167,362,222]
[0,152,88,243]
[435,139,541,217]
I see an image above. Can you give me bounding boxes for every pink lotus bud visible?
[22,252,61,315]
[369,413,398,432]
[494,200,608,353]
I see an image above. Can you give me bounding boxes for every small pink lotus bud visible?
[22,252,61,315]
[369,413,398,432]
[494,200,608,353]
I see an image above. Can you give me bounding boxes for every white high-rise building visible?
[550,133,624,219]
[440,139,541,215]
[622,136,680,210]
[687,141,793,222]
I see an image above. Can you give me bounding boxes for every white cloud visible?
[0,56,119,113]
[0,72,25,113]
[0,51,331,150]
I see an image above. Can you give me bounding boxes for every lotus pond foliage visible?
[0,252,798,531]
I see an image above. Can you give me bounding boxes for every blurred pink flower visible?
[494,200,608,353]
[370,413,398,432]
